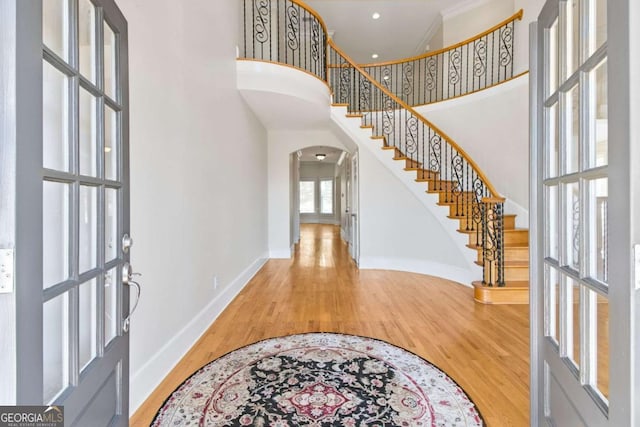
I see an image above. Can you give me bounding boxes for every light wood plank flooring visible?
[131,224,530,426]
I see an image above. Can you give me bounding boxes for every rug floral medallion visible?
[152,333,484,426]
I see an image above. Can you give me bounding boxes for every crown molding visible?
[440,0,494,21]
[413,14,443,55]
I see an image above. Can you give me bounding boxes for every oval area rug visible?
[152,333,484,426]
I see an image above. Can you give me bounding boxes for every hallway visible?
[132,224,529,426]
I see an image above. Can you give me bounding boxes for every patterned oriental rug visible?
[152,333,484,426]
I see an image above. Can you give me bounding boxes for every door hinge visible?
[0,249,14,294]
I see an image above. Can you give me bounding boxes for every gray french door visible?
[531,0,640,425]
[11,0,130,425]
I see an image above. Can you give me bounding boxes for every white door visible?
[3,0,133,425]
[531,0,640,425]
[350,153,359,264]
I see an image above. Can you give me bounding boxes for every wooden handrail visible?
[359,9,524,67]
[328,39,503,200]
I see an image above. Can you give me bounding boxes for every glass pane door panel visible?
[564,182,580,270]
[590,60,608,168]
[546,19,558,97]
[43,61,69,172]
[300,181,315,213]
[79,88,98,177]
[546,185,559,259]
[79,279,98,371]
[565,85,580,174]
[567,0,581,78]
[594,291,610,400]
[78,0,96,83]
[43,181,70,288]
[42,0,68,61]
[320,179,333,214]
[104,268,118,346]
[588,177,608,282]
[43,292,69,403]
[566,276,581,368]
[104,22,118,100]
[79,185,98,273]
[545,265,560,344]
[104,106,118,180]
[105,188,118,262]
[545,103,559,178]
[593,0,607,54]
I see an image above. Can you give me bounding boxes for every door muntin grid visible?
[542,0,609,412]
[42,0,124,404]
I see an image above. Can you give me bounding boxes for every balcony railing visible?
[241,0,328,82]
[359,10,523,106]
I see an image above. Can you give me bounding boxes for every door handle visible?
[122,262,141,333]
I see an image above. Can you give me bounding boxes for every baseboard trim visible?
[269,248,292,258]
[129,253,269,413]
[358,256,479,287]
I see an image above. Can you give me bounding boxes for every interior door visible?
[13,0,131,425]
[531,0,639,425]
[350,152,359,264]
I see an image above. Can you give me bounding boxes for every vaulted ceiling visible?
[305,0,472,64]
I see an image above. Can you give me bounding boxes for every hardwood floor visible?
[130,224,530,426]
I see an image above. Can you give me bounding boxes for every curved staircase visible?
[240,0,529,304]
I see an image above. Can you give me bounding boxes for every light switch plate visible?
[0,249,14,294]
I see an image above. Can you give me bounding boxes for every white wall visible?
[416,74,530,225]
[513,0,547,73]
[442,0,515,46]
[117,0,268,413]
[331,107,480,285]
[268,130,349,257]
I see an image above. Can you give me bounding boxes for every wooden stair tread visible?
[458,228,528,235]
[474,260,529,267]
[467,243,529,250]
[472,281,529,304]
[332,103,349,107]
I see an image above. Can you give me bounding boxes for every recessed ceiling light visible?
[371,53,379,59]
[372,12,380,20]
[383,75,390,80]
[315,153,326,161]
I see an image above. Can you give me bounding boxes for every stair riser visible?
[480,264,530,282]
[415,170,439,181]
[426,181,457,192]
[467,230,529,247]
[458,215,516,231]
[438,192,477,205]
[475,247,529,263]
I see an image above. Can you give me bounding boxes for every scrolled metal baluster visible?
[339,64,352,106]
[499,23,514,71]
[449,48,462,87]
[473,37,488,86]
[402,63,414,101]
[286,3,299,52]
[254,0,270,44]
[359,77,371,112]
[406,115,419,156]
[311,20,320,64]
[451,153,464,215]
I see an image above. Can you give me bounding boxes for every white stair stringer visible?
[330,104,482,286]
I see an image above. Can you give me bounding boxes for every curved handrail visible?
[352,10,524,106]
[360,10,523,67]
[328,39,503,200]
